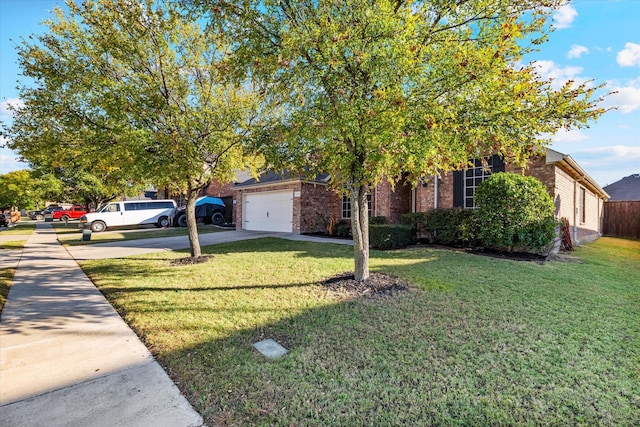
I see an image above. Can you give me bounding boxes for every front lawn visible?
[0,221,36,237]
[81,237,640,426]
[0,268,16,314]
[0,223,35,311]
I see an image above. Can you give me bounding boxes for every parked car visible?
[29,206,64,220]
[171,196,226,227]
[80,199,177,232]
[53,206,87,221]
[0,214,9,227]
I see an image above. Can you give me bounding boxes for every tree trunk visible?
[185,186,202,258]
[351,184,369,281]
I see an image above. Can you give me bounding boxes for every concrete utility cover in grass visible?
[253,339,288,359]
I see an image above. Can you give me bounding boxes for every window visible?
[342,192,372,219]
[454,154,505,208]
[103,203,120,213]
[464,157,494,209]
[579,187,586,223]
[125,202,145,211]
[124,201,175,211]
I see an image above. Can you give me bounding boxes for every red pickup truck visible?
[53,206,88,221]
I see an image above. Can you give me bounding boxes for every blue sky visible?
[1,0,639,187]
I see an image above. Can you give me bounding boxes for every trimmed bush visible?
[369,215,387,225]
[402,209,477,246]
[333,220,352,237]
[369,224,415,249]
[475,172,557,253]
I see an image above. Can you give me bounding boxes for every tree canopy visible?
[202,0,607,280]
[3,0,608,275]
[3,0,265,256]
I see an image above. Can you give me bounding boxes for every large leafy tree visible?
[0,170,37,210]
[206,0,607,280]
[4,0,264,257]
[4,98,144,208]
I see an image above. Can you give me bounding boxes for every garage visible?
[243,190,293,232]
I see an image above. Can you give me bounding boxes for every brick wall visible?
[204,181,235,198]
[579,184,604,243]
[513,155,556,196]
[414,180,431,212]
[373,181,391,218]
[370,180,413,223]
[553,167,575,221]
[414,173,456,211]
[300,184,341,233]
[437,173,455,209]
[389,182,412,222]
[540,165,603,244]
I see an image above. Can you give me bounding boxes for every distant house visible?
[603,174,640,201]
[211,149,609,246]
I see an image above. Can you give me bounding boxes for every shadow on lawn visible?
[199,236,356,259]
[98,281,320,295]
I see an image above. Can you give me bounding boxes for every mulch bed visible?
[407,243,549,263]
[466,247,547,262]
[321,272,409,298]
[169,255,213,266]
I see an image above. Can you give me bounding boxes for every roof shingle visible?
[603,174,640,201]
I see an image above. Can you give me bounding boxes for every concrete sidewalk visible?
[0,224,203,426]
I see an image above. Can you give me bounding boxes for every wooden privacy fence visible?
[603,201,640,239]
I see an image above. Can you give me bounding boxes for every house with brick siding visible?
[213,148,608,245]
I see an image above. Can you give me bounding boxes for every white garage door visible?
[243,190,293,232]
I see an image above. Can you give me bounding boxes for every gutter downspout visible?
[434,170,439,210]
[573,180,579,244]
[374,185,377,217]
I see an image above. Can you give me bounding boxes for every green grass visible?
[55,224,230,246]
[0,240,27,250]
[0,222,32,249]
[0,223,32,312]
[80,237,640,426]
[0,268,16,314]
[0,222,36,236]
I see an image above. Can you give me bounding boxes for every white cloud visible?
[532,60,586,90]
[0,98,24,120]
[552,129,590,144]
[567,45,589,59]
[0,152,26,174]
[553,4,578,29]
[605,78,640,113]
[617,42,640,67]
[575,145,640,160]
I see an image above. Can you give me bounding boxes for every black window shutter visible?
[492,154,505,173]
[453,170,464,208]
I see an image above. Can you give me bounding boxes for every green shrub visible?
[369,215,387,225]
[333,220,352,237]
[369,224,415,249]
[475,172,557,253]
[401,212,425,228]
[402,209,477,246]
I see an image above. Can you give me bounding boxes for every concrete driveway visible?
[65,229,352,261]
